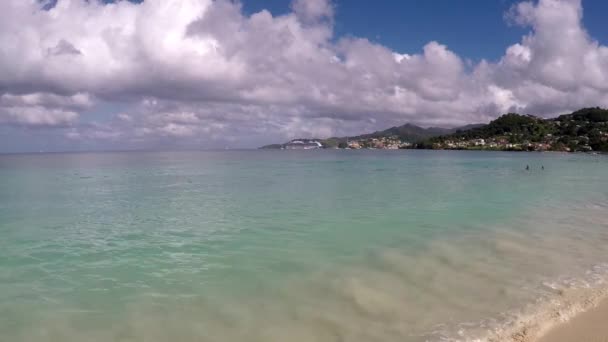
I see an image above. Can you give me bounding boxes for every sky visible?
[1,0,608,152]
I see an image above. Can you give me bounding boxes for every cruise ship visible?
[284,140,323,150]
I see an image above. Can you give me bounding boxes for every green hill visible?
[260,108,608,152]
[351,124,453,141]
[318,123,465,148]
[260,123,468,149]
[423,107,608,152]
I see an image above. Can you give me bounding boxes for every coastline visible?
[260,145,606,155]
[536,298,608,342]
[486,281,608,342]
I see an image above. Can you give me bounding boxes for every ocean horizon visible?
[1,150,607,341]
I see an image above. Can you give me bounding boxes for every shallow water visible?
[0,150,607,341]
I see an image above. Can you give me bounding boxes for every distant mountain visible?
[260,107,608,152]
[350,123,452,141]
[450,123,486,132]
[260,122,481,149]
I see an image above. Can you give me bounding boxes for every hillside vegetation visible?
[261,108,608,152]
[423,108,608,152]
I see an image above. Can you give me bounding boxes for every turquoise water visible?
[1,150,607,341]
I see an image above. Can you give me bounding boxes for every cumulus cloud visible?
[0,0,606,148]
[291,0,334,23]
[0,93,91,126]
[489,0,608,116]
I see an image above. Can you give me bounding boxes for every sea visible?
[1,150,607,342]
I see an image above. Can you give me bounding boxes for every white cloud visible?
[0,93,90,126]
[489,0,608,114]
[0,0,606,148]
[291,0,334,23]
[0,106,78,126]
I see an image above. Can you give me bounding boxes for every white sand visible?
[536,298,608,342]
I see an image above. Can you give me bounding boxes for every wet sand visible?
[537,299,608,342]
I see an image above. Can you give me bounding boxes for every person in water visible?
[526,165,530,170]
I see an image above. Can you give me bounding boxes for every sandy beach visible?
[537,299,608,342]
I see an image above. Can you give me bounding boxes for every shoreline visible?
[486,281,608,342]
[259,147,606,155]
[536,298,608,342]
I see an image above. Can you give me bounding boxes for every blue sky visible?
[90,0,608,62]
[241,0,608,61]
[1,0,608,152]
[244,0,523,61]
